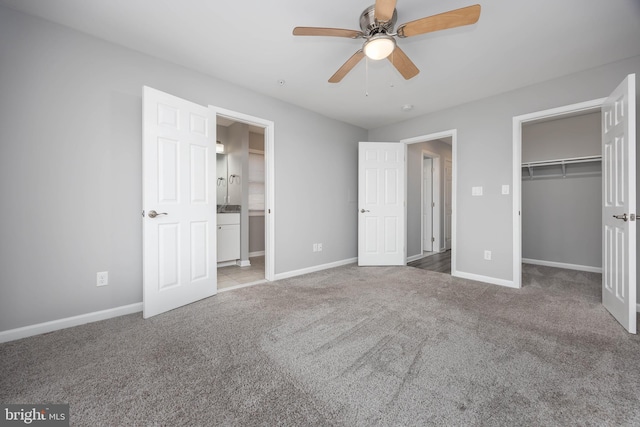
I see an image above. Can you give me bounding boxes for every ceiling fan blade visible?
[329,50,365,83]
[293,27,363,38]
[397,4,481,38]
[387,47,420,80]
[374,0,397,22]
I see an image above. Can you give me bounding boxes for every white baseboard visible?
[236,260,251,267]
[407,253,424,263]
[275,257,357,281]
[217,261,236,267]
[218,279,268,293]
[453,270,517,289]
[249,251,265,257]
[0,303,142,344]
[522,258,602,273]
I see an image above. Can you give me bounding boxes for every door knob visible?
[360,209,370,213]
[148,210,168,218]
[613,213,628,222]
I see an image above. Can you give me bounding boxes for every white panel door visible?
[358,142,406,266]
[423,157,433,251]
[143,87,217,318]
[602,74,636,334]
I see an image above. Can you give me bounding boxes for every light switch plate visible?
[502,185,510,195]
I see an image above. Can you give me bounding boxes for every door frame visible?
[512,98,605,288]
[211,105,275,281]
[421,152,440,254]
[402,129,457,273]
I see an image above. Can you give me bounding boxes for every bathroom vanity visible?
[217,213,240,262]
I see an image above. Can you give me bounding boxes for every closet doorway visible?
[513,99,604,287]
[213,107,275,290]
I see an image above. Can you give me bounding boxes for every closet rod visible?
[522,155,601,180]
[521,155,601,168]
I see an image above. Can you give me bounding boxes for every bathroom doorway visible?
[213,107,274,290]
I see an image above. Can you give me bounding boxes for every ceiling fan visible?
[293,0,481,83]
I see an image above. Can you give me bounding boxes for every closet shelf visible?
[522,155,601,179]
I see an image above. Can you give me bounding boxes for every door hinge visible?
[432,202,435,207]
[631,213,636,221]
[142,210,145,217]
[432,237,435,242]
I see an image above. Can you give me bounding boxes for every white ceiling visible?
[2,0,640,130]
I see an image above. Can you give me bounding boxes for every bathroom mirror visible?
[216,153,228,206]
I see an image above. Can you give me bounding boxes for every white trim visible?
[407,253,424,263]
[407,251,441,262]
[217,260,236,268]
[275,257,357,281]
[522,258,602,273]
[210,106,275,282]
[402,129,456,276]
[218,279,268,293]
[236,259,251,267]
[453,271,517,289]
[0,303,143,344]
[249,250,265,257]
[512,98,605,289]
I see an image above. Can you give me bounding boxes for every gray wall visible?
[522,112,601,161]
[407,140,452,258]
[249,216,265,254]
[369,55,640,291]
[0,6,367,332]
[522,113,602,268]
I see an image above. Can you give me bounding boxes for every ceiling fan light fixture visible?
[363,34,396,60]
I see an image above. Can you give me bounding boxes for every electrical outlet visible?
[484,250,492,261]
[472,186,483,196]
[97,271,108,287]
[318,243,322,252]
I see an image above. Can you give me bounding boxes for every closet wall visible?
[521,112,602,269]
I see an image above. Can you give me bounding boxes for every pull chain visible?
[365,56,369,97]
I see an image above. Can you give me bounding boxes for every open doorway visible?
[512,99,604,288]
[213,107,275,291]
[403,130,455,274]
